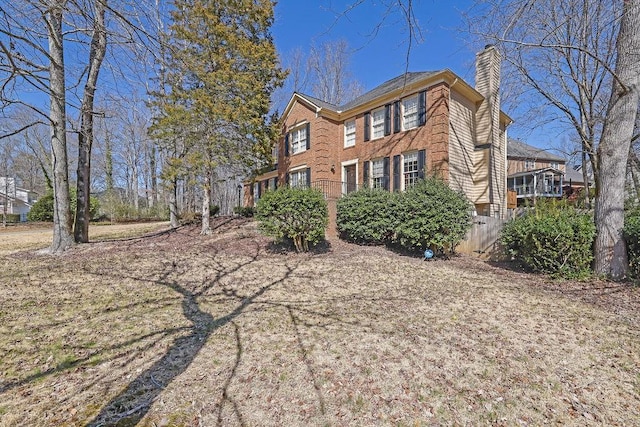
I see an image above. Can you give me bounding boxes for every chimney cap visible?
[484,44,495,49]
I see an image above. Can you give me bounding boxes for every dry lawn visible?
[0,218,639,426]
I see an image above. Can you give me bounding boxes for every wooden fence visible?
[456,215,508,259]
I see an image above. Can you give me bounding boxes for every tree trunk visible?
[75,0,107,243]
[48,0,74,253]
[594,0,640,280]
[201,172,211,235]
[169,178,179,228]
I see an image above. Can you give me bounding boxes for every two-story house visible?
[0,177,37,222]
[247,45,513,228]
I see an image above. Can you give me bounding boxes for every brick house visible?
[506,139,592,205]
[247,45,513,229]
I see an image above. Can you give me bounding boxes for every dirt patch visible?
[0,217,638,426]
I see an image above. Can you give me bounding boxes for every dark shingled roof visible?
[507,139,565,162]
[297,71,439,113]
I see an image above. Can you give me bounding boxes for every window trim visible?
[289,165,309,189]
[402,95,419,131]
[289,122,309,155]
[371,108,385,140]
[402,151,419,190]
[344,119,356,148]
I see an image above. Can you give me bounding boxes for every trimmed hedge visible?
[256,187,328,252]
[501,200,595,279]
[336,177,473,254]
[337,188,398,244]
[394,177,472,253]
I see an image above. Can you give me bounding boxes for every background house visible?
[0,177,37,222]
[506,139,591,205]
[247,45,512,231]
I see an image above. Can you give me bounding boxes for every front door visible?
[345,164,357,194]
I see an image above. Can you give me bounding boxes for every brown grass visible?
[0,218,639,426]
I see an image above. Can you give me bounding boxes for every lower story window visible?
[290,169,308,188]
[372,159,385,189]
[403,152,419,189]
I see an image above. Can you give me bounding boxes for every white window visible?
[344,120,356,147]
[525,159,535,170]
[403,152,419,189]
[289,169,308,188]
[371,108,385,139]
[272,144,279,165]
[402,96,419,130]
[372,159,385,189]
[290,125,307,154]
[550,161,559,169]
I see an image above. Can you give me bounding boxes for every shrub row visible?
[337,177,473,254]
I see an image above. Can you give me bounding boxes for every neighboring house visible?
[247,45,512,227]
[0,177,37,222]
[506,139,566,205]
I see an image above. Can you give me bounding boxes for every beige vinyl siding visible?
[448,90,489,204]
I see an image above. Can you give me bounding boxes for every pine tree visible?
[151,0,285,233]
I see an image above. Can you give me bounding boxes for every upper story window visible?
[372,108,385,139]
[344,120,356,147]
[403,152,419,189]
[525,159,535,170]
[402,96,419,130]
[290,126,307,154]
[550,161,559,169]
[272,144,279,165]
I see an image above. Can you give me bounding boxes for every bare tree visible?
[468,0,640,279]
[467,0,618,207]
[74,0,107,243]
[308,39,364,105]
[593,0,640,279]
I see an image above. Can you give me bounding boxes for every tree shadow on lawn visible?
[85,243,301,426]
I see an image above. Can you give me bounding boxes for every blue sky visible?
[269,1,565,152]
[272,1,478,97]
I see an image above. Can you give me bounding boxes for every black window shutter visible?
[284,132,290,156]
[383,157,390,191]
[257,181,262,198]
[393,101,401,133]
[418,91,427,127]
[363,161,369,188]
[364,112,371,141]
[285,172,290,186]
[273,177,278,189]
[393,155,401,191]
[305,122,311,150]
[384,104,391,136]
[306,168,311,188]
[418,149,426,179]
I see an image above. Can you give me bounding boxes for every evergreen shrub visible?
[394,177,472,253]
[336,188,398,244]
[501,199,595,279]
[256,187,328,252]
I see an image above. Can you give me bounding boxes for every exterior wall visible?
[342,82,450,189]
[507,158,566,175]
[448,88,485,203]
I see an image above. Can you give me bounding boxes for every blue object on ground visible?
[424,249,434,260]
